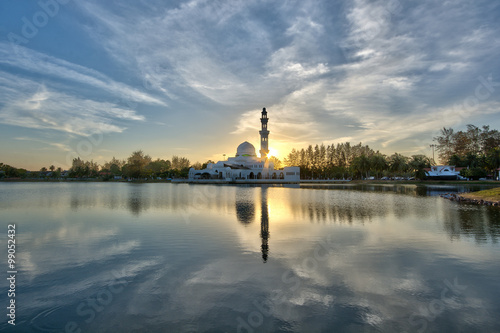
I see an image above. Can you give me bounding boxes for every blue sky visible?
[1,0,500,169]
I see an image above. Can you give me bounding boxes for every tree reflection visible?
[127,184,146,216]
[442,205,500,244]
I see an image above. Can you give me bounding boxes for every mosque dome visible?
[236,141,256,157]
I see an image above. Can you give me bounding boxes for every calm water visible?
[0,182,499,332]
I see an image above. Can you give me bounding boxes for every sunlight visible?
[268,148,279,158]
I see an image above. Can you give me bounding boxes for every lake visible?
[1,182,499,332]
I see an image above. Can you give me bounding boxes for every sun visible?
[268,148,279,158]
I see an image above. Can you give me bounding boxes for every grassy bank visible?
[349,180,500,186]
[460,187,500,202]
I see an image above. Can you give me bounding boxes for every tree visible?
[171,155,190,170]
[284,149,299,167]
[370,153,387,179]
[409,155,431,180]
[147,158,171,177]
[268,156,283,169]
[486,147,500,177]
[49,165,55,172]
[103,157,125,171]
[389,153,409,176]
[480,125,500,153]
[460,167,487,180]
[201,160,215,169]
[434,127,454,163]
[69,158,82,177]
[125,150,152,179]
[190,162,202,170]
[351,154,371,179]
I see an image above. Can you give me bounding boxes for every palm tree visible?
[389,153,409,177]
[409,155,431,180]
[370,153,387,179]
[351,154,371,179]
[49,165,55,172]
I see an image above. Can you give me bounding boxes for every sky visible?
[1,0,500,170]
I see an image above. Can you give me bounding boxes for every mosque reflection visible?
[235,187,270,263]
[64,183,500,246]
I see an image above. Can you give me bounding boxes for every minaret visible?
[259,107,269,159]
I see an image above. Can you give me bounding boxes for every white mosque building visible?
[188,108,300,182]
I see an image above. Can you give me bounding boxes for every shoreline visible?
[1,179,499,186]
[441,187,500,207]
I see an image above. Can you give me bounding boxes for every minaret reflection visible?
[260,187,269,263]
[235,187,270,263]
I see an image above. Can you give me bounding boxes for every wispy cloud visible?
[0,42,166,106]
[0,71,145,136]
[1,0,500,166]
[14,136,72,152]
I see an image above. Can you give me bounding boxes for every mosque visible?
[188,108,300,182]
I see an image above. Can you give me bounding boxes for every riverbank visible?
[1,178,499,186]
[441,187,500,206]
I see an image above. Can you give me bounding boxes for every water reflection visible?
[127,184,145,216]
[235,187,270,262]
[235,189,255,224]
[260,188,269,263]
[1,183,500,332]
[443,205,500,244]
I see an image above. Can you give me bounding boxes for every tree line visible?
[0,150,201,180]
[2,124,499,181]
[283,142,432,180]
[69,150,195,179]
[433,125,500,179]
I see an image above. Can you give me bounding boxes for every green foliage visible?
[69,157,99,178]
[171,155,190,170]
[434,124,500,178]
[201,160,215,169]
[0,163,27,178]
[460,167,487,180]
[125,150,152,179]
[284,142,376,179]
[409,155,431,180]
[388,153,409,176]
[268,156,283,169]
[435,124,500,164]
[370,153,387,179]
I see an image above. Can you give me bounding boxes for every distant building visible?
[189,108,300,181]
[425,165,464,180]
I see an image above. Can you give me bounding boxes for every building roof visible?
[236,141,256,157]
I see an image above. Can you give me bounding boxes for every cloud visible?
[0,71,145,136]
[0,43,166,106]
[2,0,500,165]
